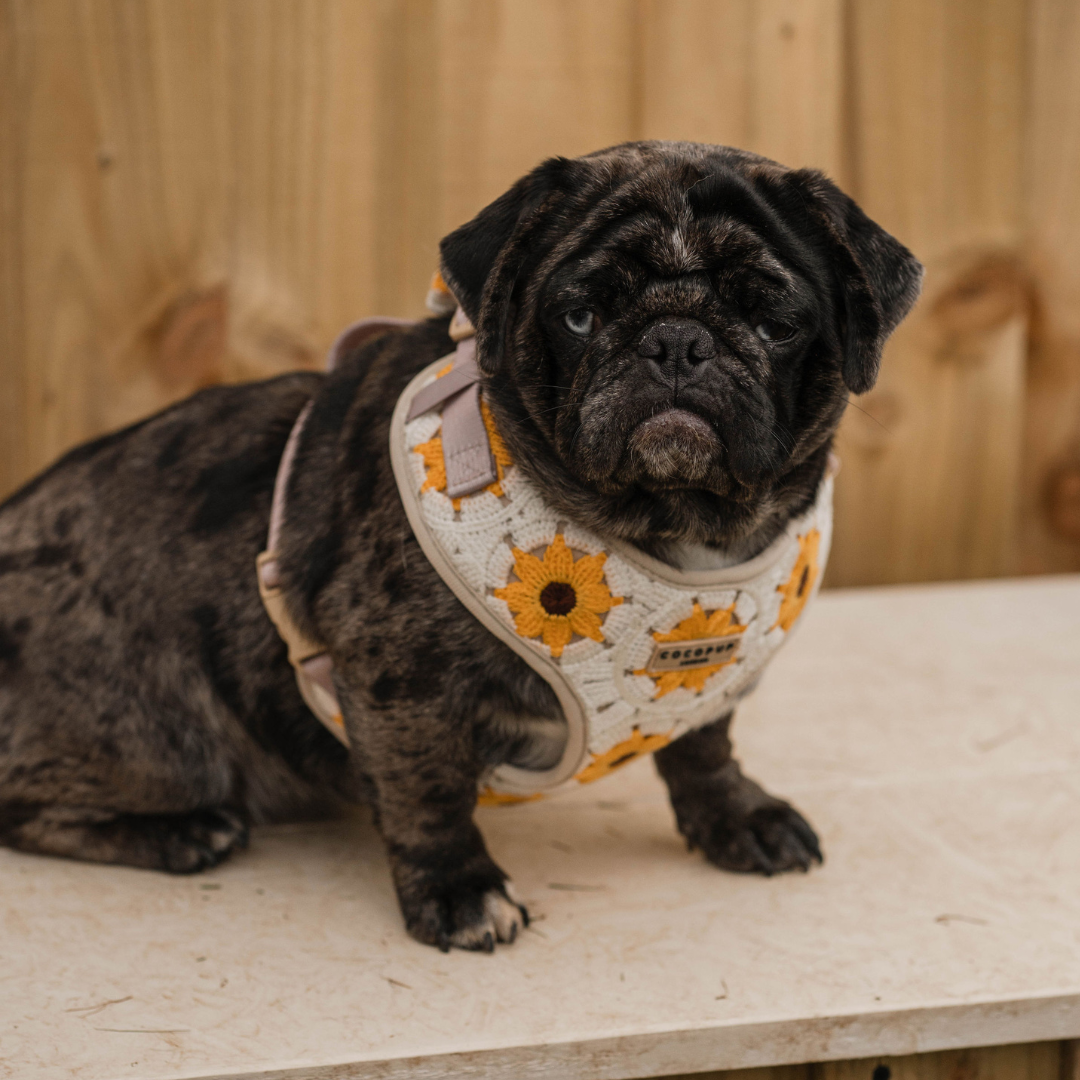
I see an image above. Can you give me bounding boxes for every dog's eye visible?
[754,319,796,343]
[564,309,595,337]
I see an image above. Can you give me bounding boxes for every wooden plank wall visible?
[3,0,1080,585]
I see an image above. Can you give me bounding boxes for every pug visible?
[0,142,921,951]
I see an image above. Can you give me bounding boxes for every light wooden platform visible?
[3,577,1079,1080]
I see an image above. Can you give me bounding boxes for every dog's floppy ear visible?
[783,170,923,395]
[439,157,576,372]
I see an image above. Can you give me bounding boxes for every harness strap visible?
[258,280,836,793]
[256,291,483,749]
[256,316,420,747]
[405,336,498,498]
[406,340,479,419]
[256,402,350,746]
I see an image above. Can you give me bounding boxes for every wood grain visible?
[640,0,844,179]
[1063,1041,1080,1080]
[674,1044,1064,1080]
[668,1065,809,1080]
[1019,0,1080,574]
[814,1042,1063,1080]
[3,0,1079,588]
[0,1,29,500]
[373,0,641,317]
[432,0,639,233]
[829,0,1028,585]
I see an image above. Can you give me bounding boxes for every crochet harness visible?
[258,278,834,804]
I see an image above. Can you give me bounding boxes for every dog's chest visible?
[391,355,836,801]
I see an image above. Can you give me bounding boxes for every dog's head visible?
[439,141,922,555]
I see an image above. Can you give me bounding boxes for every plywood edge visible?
[178,992,1080,1080]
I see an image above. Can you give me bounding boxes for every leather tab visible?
[403,337,499,499]
[442,382,498,498]
[405,341,479,422]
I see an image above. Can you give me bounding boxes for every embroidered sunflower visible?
[772,529,820,632]
[575,728,671,784]
[494,535,622,657]
[413,396,513,509]
[635,601,746,698]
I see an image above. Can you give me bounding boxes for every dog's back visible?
[0,373,345,871]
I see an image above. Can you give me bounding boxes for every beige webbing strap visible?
[255,397,350,747]
[404,324,497,499]
[256,316,417,748]
[256,303,459,748]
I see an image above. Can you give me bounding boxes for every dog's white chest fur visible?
[666,542,744,572]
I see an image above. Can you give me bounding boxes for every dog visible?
[0,142,921,951]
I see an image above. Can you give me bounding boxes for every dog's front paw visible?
[692,801,822,876]
[397,861,529,952]
[670,767,823,876]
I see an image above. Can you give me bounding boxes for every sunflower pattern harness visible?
[259,280,834,804]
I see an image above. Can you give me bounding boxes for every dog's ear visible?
[439,157,578,372]
[783,170,923,395]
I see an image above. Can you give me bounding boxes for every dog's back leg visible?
[0,804,248,873]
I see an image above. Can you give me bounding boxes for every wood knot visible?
[929,251,1030,363]
[155,285,228,390]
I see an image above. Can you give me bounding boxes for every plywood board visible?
[3,577,1079,1079]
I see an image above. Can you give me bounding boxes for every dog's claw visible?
[407,883,528,953]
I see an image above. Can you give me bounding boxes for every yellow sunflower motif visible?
[634,601,746,698]
[494,535,622,657]
[415,435,450,495]
[413,395,513,509]
[772,529,820,632]
[574,728,672,784]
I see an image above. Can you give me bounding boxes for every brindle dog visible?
[0,142,921,951]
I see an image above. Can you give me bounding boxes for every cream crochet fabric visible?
[389,357,834,803]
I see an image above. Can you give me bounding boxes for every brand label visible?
[645,633,743,672]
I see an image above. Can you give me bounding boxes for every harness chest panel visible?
[389,356,834,801]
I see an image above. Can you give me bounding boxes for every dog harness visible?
[259,275,834,803]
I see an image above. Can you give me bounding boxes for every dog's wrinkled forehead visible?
[540,180,809,327]
[553,209,800,293]
[440,141,923,394]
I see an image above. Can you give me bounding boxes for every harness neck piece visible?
[258,276,834,802]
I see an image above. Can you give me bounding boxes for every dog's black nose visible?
[637,319,717,372]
